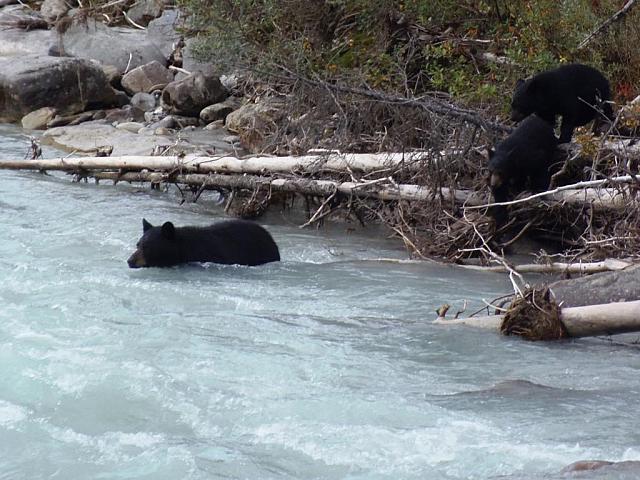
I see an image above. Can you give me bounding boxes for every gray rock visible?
[204,119,224,130]
[146,8,181,59]
[104,105,145,123]
[223,135,240,144]
[225,98,286,152]
[46,111,95,128]
[126,0,165,26]
[0,6,55,56]
[200,102,234,124]
[60,19,166,74]
[115,121,145,133]
[40,0,69,22]
[21,107,57,130]
[41,121,174,156]
[161,71,228,117]
[154,126,172,135]
[170,115,200,128]
[130,91,160,112]
[148,115,175,129]
[144,107,165,123]
[181,38,217,77]
[0,54,119,122]
[121,60,173,94]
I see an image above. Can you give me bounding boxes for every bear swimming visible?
[127,218,280,268]
[511,63,612,143]
[488,114,558,224]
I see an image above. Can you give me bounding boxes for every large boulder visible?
[126,0,165,27]
[121,60,173,94]
[41,122,174,156]
[146,9,182,59]
[60,20,166,74]
[161,71,228,117]
[225,98,286,152]
[0,55,120,123]
[0,6,55,56]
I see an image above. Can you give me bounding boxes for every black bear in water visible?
[511,63,612,143]
[127,218,280,268]
[488,114,558,224]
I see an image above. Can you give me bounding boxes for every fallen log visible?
[433,300,640,339]
[0,151,435,175]
[89,170,484,203]
[459,258,634,274]
[0,156,634,210]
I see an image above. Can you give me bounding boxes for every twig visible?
[577,0,638,50]
[470,175,638,209]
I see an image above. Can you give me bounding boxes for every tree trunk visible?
[433,300,640,338]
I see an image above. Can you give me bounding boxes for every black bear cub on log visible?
[127,218,280,268]
[511,63,612,143]
[488,114,558,225]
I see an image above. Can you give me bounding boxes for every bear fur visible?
[511,63,612,143]
[488,114,558,224]
[127,218,280,268]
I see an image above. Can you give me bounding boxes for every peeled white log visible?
[89,170,485,203]
[459,258,633,274]
[433,300,640,338]
[0,151,434,175]
[0,156,633,209]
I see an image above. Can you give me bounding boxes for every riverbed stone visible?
[200,101,236,124]
[41,121,174,156]
[130,91,160,112]
[225,98,286,152]
[60,19,166,74]
[121,60,173,95]
[40,0,69,22]
[125,0,165,26]
[0,6,55,56]
[116,121,145,133]
[0,55,120,122]
[21,107,57,130]
[161,71,228,117]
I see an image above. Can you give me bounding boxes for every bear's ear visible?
[488,147,495,159]
[161,221,176,239]
[143,218,153,232]
[515,78,525,89]
[524,77,538,94]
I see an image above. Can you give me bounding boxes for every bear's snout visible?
[127,250,147,268]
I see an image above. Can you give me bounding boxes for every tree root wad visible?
[500,287,568,341]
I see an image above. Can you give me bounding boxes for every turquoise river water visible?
[0,125,639,479]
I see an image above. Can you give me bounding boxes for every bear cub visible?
[127,218,280,268]
[511,63,612,143]
[488,114,558,224]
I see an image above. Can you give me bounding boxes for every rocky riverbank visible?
[0,2,283,157]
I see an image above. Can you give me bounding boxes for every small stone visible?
[200,103,234,123]
[130,91,160,112]
[116,121,144,133]
[223,135,240,144]
[204,119,224,130]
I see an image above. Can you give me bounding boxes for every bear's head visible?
[510,78,537,122]
[127,219,180,268]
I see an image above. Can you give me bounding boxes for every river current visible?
[0,124,639,479]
